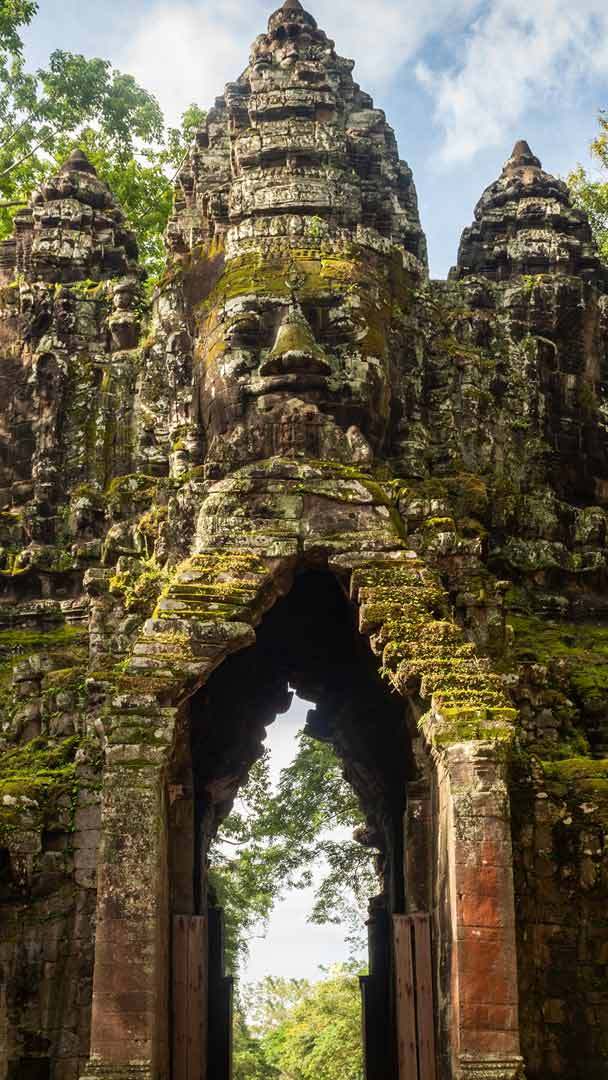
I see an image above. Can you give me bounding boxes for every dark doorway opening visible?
[168,570,418,1080]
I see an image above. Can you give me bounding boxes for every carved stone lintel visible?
[458,1057,526,1080]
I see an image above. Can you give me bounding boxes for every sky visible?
[21,0,608,278]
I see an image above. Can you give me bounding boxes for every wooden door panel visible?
[393,915,437,1080]
[173,915,207,1080]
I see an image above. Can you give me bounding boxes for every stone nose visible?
[259,303,332,376]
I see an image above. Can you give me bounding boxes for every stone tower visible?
[0,3,607,1080]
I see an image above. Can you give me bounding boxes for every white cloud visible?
[310,0,481,88]
[119,0,481,126]
[121,3,263,126]
[417,0,608,165]
[119,0,607,166]
[22,0,608,173]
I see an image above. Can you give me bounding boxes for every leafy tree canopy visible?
[244,976,313,1035]
[210,733,378,974]
[0,0,35,56]
[234,966,365,1080]
[568,111,608,264]
[257,966,364,1080]
[233,1007,279,1080]
[0,1,205,283]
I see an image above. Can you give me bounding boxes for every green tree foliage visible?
[233,1006,278,1080]
[210,734,378,972]
[244,976,312,1034]
[234,968,365,1080]
[0,0,37,55]
[259,966,365,1080]
[0,10,163,222]
[0,1,205,282]
[568,111,608,264]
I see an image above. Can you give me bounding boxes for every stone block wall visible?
[0,3,607,1078]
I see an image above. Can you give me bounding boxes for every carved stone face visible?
[249,23,336,93]
[196,251,408,473]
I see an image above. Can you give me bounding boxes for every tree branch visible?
[130,148,190,224]
[0,115,32,153]
[0,128,58,180]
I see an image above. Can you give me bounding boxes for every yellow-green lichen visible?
[540,757,608,828]
[105,473,161,509]
[353,560,515,747]
[155,552,269,622]
[196,246,415,365]
[109,558,174,615]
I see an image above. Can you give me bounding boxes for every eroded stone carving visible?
[0,3,607,1080]
[196,249,419,475]
[454,139,608,285]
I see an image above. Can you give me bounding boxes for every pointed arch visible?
[84,546,524,1080]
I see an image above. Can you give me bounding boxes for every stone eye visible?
[309,307,357,347]
[227,313,261,350]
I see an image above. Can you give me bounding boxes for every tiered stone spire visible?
[0,8,607,1080]
[0,147,138,284]
[454,139,607,285]
[60,147,98,175]
[168,0,428,268]
[268,0,317,31]
[503,139,542,172]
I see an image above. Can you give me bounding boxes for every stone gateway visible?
[0,2,606,1079]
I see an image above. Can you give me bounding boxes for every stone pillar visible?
[80,610,261,1080]
[82,707,174,1080]
[439,742,525,1080]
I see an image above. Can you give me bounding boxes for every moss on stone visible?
[0,736,80,840]
[436,335,485,364]
[0,626,86,650]
[105,473,160,508]
[541,757,608,783]
[196,246,414,367]
[424,516,456,531]
[353,559,515,748]
[397,471,489,525]
[0,627,88,688]
[155,551,269,622]
[539,757,608,827]
[0,626,88,740]
[109,558,173,615]
[509,614,608,714]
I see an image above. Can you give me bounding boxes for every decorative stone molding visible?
[458,1056,526,1080]
[82,1064,154,1080]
